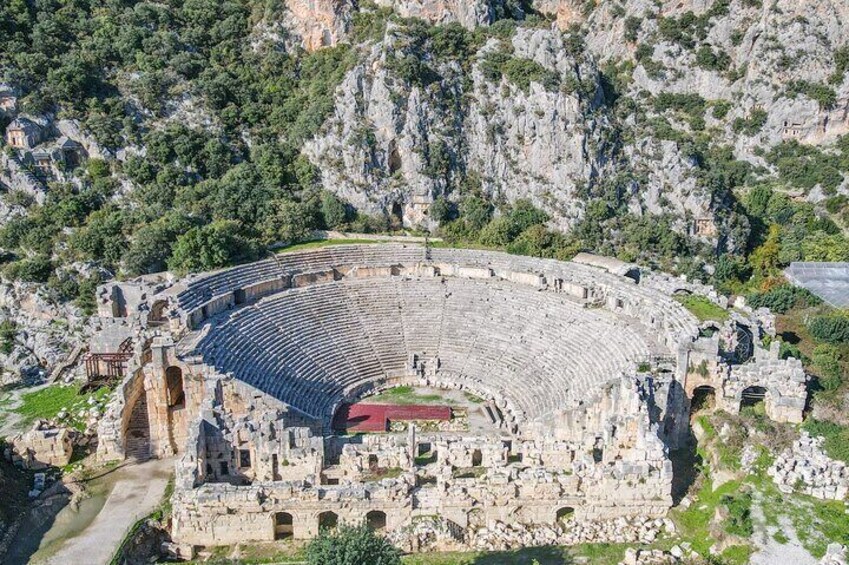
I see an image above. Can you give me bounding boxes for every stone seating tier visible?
[175,245,699,354]
[193,276,657,428]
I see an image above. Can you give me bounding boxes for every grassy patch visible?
[275,238,397,254]
[789,496,849,558]
[14,383,112,432]
[400,544,626,565]
[463,392,485,404]
[367,386,454,406]
[721,544,753,565]
[675,294,730,322]
[669,477,743,556]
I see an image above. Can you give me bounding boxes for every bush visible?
[808,314,849,344]
[812,344,842,390]
[5,255,54,283]
[732,108,768,135]
[745,284,820,314]
[695,45,731,71]
[722,491,754,537]
[305,524,400,565]
[0,320,17,354]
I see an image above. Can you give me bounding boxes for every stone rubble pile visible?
[620,543,701,564]
[386,515,459,552]
[467,516,675,551]
[768,432,849,500]
[821,543,848,565]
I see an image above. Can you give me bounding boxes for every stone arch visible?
[318,511,338,531]
[148,300,168,325]
[273,512,294,540]
[165,366,185,408]
[471,449,482,467]
[691,385,716,412]
[734,324,754,363]
[740,385,767,412]
[366,510,386,531]
[556,507,575,523]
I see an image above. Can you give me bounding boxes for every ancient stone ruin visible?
[90,244,808,550]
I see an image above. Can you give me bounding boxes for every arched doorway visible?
[556,507,575,523]
[274,512,294,540]
[691,385,716,412]
[318,511,338,531]
[148,300,168,325]
[734,325,754,363]
[165,366,185,408]
[471,449,482,467]
[741,386,767,412]
[366,510,386,531]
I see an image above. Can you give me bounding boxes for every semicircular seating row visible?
[175,245,699,353]
[193,276,655,425]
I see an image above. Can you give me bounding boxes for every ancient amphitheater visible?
[89,243,808,551]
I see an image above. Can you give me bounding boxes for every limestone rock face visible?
[375,0,500,29]
[304,27,607,229]
[283,0,355,51]
[534,0,586,30]
[0,282,87,384]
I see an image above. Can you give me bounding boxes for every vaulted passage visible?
[366,510,386,531]
[691,385,716,412]
[166,366,185,408]
[274,512,293,540]
[741,386,767,411]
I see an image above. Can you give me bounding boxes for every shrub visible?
[624,17,642,42]
[305,524,400,565]
[812,344,842,390]
[695,45,731,71]
[722,491,754,537]
[809,314,849,344]
[732,108,768,135]
[5,255,54,283]
[0,320,17,354]
[745,285,820,314]
[788,80,837,110]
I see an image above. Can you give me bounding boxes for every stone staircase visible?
[124,391,151,461]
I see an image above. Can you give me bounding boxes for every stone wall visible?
[10,422,73,469]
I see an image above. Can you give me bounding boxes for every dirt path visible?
[34,458,174,565]
[749,490,817,565]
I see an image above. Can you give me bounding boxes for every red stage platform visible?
[333,403,451,432]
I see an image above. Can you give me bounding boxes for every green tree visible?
[320,191,350,229]
[305,525,400,565]
[168,220,258,274]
